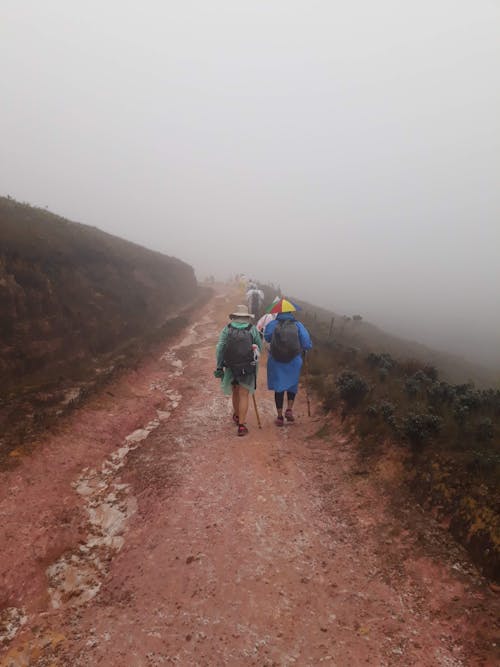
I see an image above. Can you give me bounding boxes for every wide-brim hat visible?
[229,304,254,319]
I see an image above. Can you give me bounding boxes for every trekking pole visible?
[251,345,262,429]
[252,394,262,429]
[303,352,312,417]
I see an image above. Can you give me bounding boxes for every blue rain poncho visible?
[264,313,312,393]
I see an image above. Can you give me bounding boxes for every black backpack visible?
[270,319,301,362]
[223,323,256,378]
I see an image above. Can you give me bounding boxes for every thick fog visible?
[1,1,499,368]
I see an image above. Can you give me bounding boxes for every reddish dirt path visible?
[1,289,498,666]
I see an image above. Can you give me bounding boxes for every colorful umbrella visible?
[267,297,301,314]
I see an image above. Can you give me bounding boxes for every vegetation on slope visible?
[259,283,500,581]
[0,197,202,456]
[0,197,198,387]
[294,298,497,388]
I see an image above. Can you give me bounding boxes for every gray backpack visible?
[270,320,301,362]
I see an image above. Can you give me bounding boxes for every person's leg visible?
[238,387,249,424]
[237,387,250,435]
[232,384,239,422]
[275,391,284,415]
[285,391,296,421]
[275,391,285,425]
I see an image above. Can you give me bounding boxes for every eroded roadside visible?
[0,296,220,664]
[0,287,212,468]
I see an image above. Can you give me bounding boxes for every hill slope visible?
[0,197,199,395]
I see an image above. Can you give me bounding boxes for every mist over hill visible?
[0,197,199,395]
[245,274,500,377]
[254,283,498,389]
[292,298,499,389]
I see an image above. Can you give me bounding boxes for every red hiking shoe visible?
[232,413,239,425]
[276,415,284,427]
[237,424,249,437]
[285,408,295,422]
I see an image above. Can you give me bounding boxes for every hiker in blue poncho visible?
[264,312,312,426]
[215,304,262,436]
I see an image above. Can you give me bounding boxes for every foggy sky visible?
[1,1,499,368]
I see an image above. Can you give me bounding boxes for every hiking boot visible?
[285,408,295,422]
[276,415,284,427]
[237,424,249,437]
[232,413,239,425]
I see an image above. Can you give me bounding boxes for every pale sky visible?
[1,1,499,367]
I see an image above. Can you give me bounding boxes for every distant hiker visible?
[264,299,312,426]
[246,285,264,320]
[238,274,248,294]
[215,305,262,436]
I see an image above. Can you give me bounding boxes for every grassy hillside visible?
[0,197,202,453]
[0,198,203,465]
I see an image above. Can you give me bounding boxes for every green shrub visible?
[423,365,438,381]
[336,370,369,409]
[402,412,442,446]
[366,352,395,371]
[379,400,396,422]
[476,417,494,442]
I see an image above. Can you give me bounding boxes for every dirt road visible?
[1,290,498,666]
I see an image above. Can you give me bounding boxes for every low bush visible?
[285,295,500,581]
[401,412,442,446]
[336,370,369,409]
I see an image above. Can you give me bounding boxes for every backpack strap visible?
[228,322,252,331]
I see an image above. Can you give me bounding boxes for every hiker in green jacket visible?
[215,304,262,436]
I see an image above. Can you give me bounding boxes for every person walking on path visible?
[264,305,312,426]
[246,284,265,320]
[215,304,262,436]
